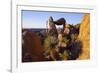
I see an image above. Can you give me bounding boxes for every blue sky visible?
[22,10,84,28]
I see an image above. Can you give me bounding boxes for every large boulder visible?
[22,30,47,62]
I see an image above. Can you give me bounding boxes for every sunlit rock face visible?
[78,13,90,59]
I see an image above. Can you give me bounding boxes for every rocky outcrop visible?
[22,30,47,62]
[78,13,90,59]
[47,16,66,36]
[22,14,90,62]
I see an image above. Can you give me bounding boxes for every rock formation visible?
[78,13,90,59]
[47,16,66,36]
[54,18,66,30]
[22,14,90,62]
[22,30,47,62]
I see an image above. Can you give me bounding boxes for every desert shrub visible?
[70,33,78,41]
[74,23,80,29]
[59,50,69,60]
[44,35,52,50]
[44,35,58,56]
[67,40,82,60]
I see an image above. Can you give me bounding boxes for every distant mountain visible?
[22,28,47,32]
